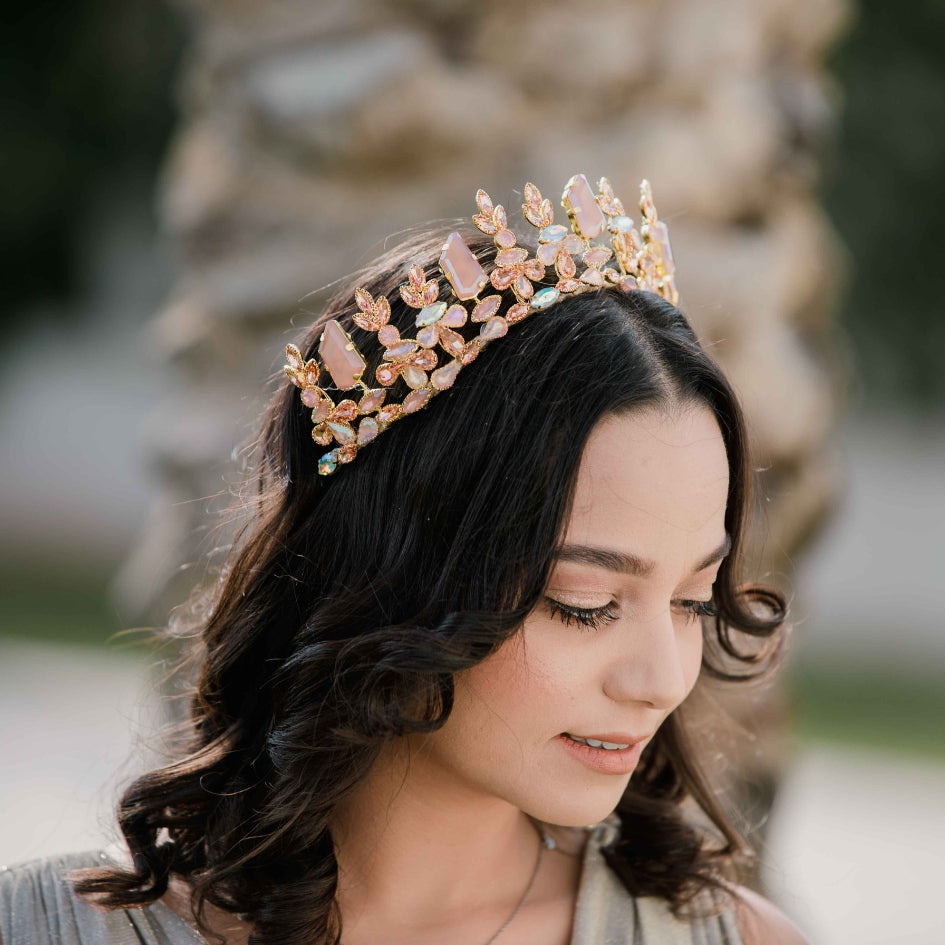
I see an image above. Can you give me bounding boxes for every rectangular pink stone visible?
[439,232,488,301]
[319,319,366,389]
[562,173,605,239]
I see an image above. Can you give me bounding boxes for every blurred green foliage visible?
[0,1,183,328]
[823,0,945,409]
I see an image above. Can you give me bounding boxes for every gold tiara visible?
[284,174,677,476]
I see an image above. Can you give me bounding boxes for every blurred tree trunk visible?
[117,0,851,890]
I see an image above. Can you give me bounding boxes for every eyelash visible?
[545,598,718,632]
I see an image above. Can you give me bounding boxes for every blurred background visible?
[1,1,942,943]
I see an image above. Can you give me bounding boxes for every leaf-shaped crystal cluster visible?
[285,174,679,475]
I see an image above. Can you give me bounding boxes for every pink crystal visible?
[328,421,355,445]
[286,346,302,370]
[562,174,605,239]
[359,389,386,413]
[480,316,508,341]
[376,364,398,386]
[581,269,604,286]
[490,268,517,291]
[461,340,482,364]
[439,232,488,301]
[300,389,321,408]
[558,278,580,293]
[443,304,467,328]
[556,253,577,279]
[332,400,358,420]
[402,366,427,389]
[313,426,333,446]
[537,243,559,266]
[495,248,528,268]
[514,275,534,299]
[472,295,502,322]
[417,324,439,348]
[524,259,545,281]
[403,388,431,413]
[583,246,613,267]
[319,320,366,390]
[648,221,675,275]
[506,303,529,323]
[311,402,331,422]
[357,417,379,445]
[378,403,402,423]
[338,445,357,463]
[378,324,400,346]
[495,230,517,249]
[384,341,418,361]
[438,327,465,356]
[411,349,438,370]
[431,360,461,390]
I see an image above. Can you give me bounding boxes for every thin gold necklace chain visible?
[482,827,555,945]
[340,827,555,945]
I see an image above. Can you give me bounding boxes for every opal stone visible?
[539,224,567,244]
[416,301,447,327]
[532,287,560,310]
[357,417,379,445]
[610,215,634,233]
[439,232,488,301]
[431,360,461,390]
[443,304,467,327]
[562,174,605,239]
[327,421,355,445]
[318,450,339,476]
[480,315,508,341]
[417,325,439,348]
[472,295,501,323]
[319,320,366,390]
[402,366,427,389]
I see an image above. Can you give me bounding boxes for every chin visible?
[519,779,630,828]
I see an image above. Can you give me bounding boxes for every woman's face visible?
[415,404,731,827]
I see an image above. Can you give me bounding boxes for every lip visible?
[556,732,649,776]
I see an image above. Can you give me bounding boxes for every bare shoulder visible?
[732,885,809,945]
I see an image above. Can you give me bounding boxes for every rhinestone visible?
[461,340,482,364]
[403,388,431,413]
[328,421,355,445]
[506,302,530,323]
[581,269,604,286]
[514,274,534,299]
[583,246,613,268]
[411,348,438,370]
[523,259,545,281]
[562,173,605,239]
[480,316,508,341]
[300,389,321,408]
[378,403,402,423]
[439,232,489,301]
[491,268,517,291]
[609,215,634,233]
[286,347,302,370]
[495,229,517,248]
[318,451,339,476]
[331,400,358,420]
[357,417,379,445]
[312,425,333,446]
[495,248,528,267]
[337,445,358,464]
[384,341,418,361]
[562,234,586,255]
[376,364,398,386]
[472,295,502,322]
[311,401,331,422]
[557,279,580,293]
[417,324,439,348]
[358,389,386,413]
[431,360,461,390]
[531,287,560,310]
[402,366,427,389]
[438,326,465,356]
[416,301,447,327]
[539,224,567,244]
[443,304,468,328]
[377,324,400,346]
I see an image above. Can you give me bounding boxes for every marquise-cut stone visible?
[514,274,534,299]
[300,389,321,408]
[319,320,366,390]
[495,248,528,267]
[480,315,508,341]
[417,324,439,348]
[416,301,447,327]
[472,295,502,322]
[384,341,418,361]
[358,389,386,413]
[439,232,488,301]
[403,388,431,413]
[286,348,302,370]
[531,287,560,310]
[318,451,339,476]
[431,360,461,390]
[378,325,400,346]
[506,302,530,323]
[539,224,567,244]
[562,174,605,239]
[402,366,427,389]
[357,417,379,445]
[557,278,580,293]
[328,421,356,445]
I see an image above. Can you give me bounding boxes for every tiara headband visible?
[284,174,677,476]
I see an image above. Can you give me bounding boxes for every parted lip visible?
[563,732,650,745]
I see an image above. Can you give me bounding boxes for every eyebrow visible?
[554,534,732,578]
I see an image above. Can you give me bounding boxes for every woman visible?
[0,175,805,944]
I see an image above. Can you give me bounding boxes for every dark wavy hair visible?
[72,227,787,945]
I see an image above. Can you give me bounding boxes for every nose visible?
[601,607,694,711]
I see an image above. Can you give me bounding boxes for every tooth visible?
[601,741,629,750]
[585,738,604,748]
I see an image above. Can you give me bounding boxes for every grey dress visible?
[0,821,743,945]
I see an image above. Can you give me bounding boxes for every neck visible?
[329,735,543,940]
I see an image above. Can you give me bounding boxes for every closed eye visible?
[544,598,619,632]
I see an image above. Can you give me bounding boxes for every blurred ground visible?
[1,637,943,945]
